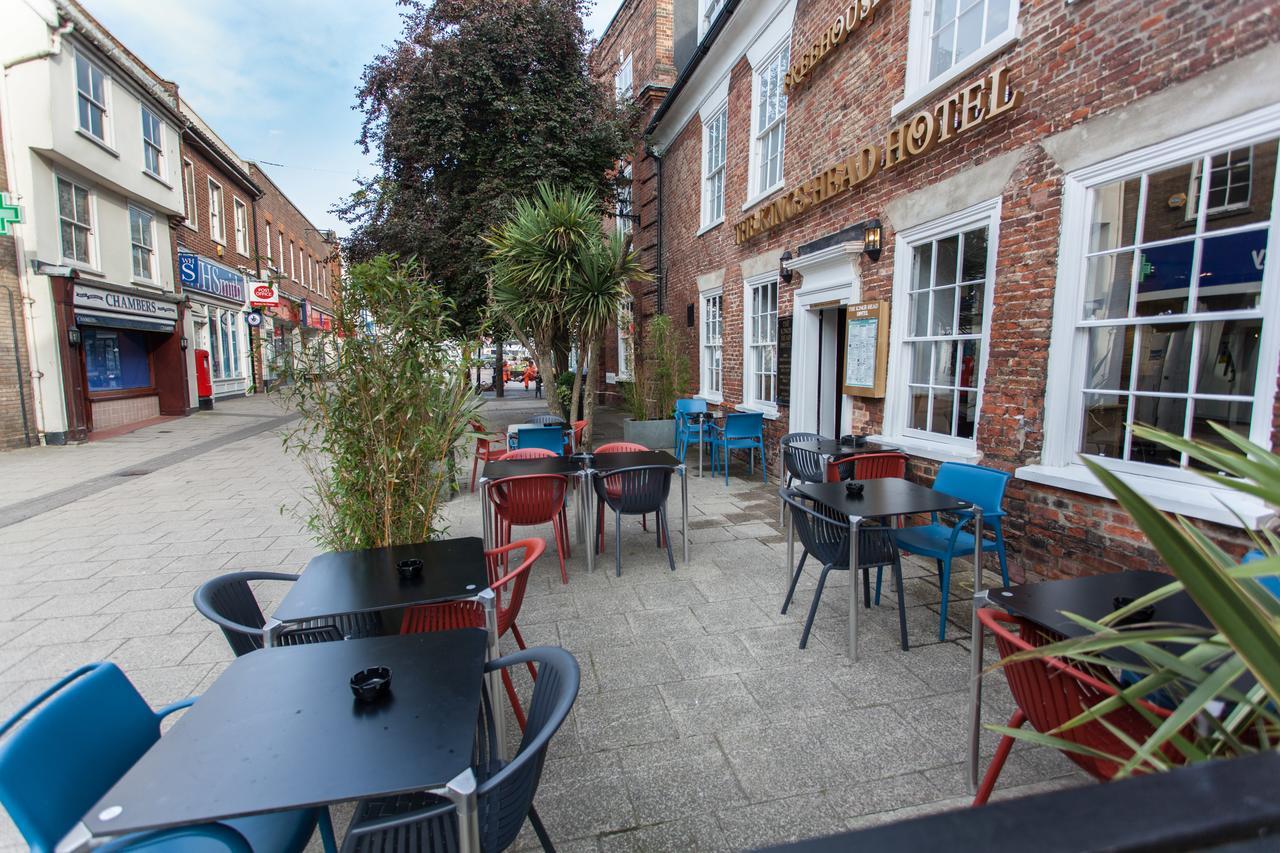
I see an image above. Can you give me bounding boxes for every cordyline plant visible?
[991,422,1280,775]
[281,255,479,551]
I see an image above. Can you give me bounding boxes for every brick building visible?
[599,0,1280,579]
[0,113,37,448]
[245,163,340,388]
[175,100,261,405]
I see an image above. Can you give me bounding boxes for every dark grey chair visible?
[779,432,825,522]
[193,571,381,656]
[593,465,677,577]
[529,414,566,427]
[779,489,909,651]
[339,646,580,853]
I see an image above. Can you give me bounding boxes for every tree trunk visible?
[494,339,504,398]
[583,333,602,447]
[568,339,585,427]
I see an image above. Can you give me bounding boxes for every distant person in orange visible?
[501,360,510,385]
[522,360,537,390]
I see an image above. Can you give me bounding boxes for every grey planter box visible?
[622,417,676,450]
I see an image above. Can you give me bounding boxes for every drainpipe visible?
[1,19,75,69]
[648,142,665,314]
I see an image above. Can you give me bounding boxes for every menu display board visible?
[843,300,889,398]
[776,315,792,407]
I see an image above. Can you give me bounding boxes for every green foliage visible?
[993,423,1280,775]
[622,314,689,421]
[618,381,646,422]
[337,0,634,333]
[280,255,479,551]
[556,371,575,416]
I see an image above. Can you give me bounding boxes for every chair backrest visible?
[979,609,1178,782]
[853,451,909,481]
[594,466,674,514]
[485,539,545,634]
[572,419,588,445]
[781,432,825,483]
[0,663,161,853]
[723,411,764,439]
[595,441,649,454]
[674,398,707,418]
[491,474,569,525]
[502,447,557,461]
[513,426,565,454]
[932,462,1011,516]
[477,647,579,852]
[529,414,565,427]
[193,570,298,656]
[779,489,898,569]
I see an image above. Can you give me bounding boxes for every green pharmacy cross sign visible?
[0,193,22,237]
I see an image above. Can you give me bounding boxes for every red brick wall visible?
[246,164,340,317]
[653,0,1280,578]
[0,112,38,449]
[176,138,259,272]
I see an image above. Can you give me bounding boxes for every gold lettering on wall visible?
[734,65,1024,244]
[784,0,885,91]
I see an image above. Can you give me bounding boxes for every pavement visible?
[0,390,1085,852]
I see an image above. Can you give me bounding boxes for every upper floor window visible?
[614,52,633,101]
[277,233,285,272]
[615,162,633,237]
[289,240,296,280]
[264,221,274,267]
[75,52,107,141]
[233,198,249,255]
[141,108,164,177]
[617,297,635,381]
[699,0,727,40]
[181,159,197,228]
[701,104,728,229]
[745,275,778,408]
[903,0,1019,109]
[57,176,93,266]
[700,289,723,400]
[129,206,155,282]
[1191,146,1253,217]
[751,43,789,200]
[207,178,224,243]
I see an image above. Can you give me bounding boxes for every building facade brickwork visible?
[0,113,38,448]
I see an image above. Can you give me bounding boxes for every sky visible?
[83,0,627,238]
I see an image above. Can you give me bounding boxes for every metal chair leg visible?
[800,564,834,649]
[658,506,676,573]
[614,508,623,578]
[528,805,556,853]
[781,551,808,614]
[862,565,872,608]
[893,556,909,651]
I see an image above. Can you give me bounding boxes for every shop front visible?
[260,295,302,388]
[178,252,251,401]
[301,300,334,374]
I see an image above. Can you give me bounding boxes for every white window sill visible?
[1014,463,1276,529]
[741,181,786,212]
[736,402,780,420]
[142,170,172,189]
[872,433,980,464]
[891,29,1020,120]
[76,128,119,158]
[182,222,199,232]
[61,260,103,278]
[696,218,724,237]
[696,392,723,404]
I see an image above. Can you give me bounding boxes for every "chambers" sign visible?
[74,282,179,320]
[785,0,884,91]
[735,65,1023,244]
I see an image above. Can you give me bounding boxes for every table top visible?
[686,410,726,421]
[591,450,682,472]
[795,479,970,519]
[86,631,487,837]
[788,438,898,457]
[482,456,582,480]
[992,570,1211,637]
[274,537,488,624]
[506,422,570,433]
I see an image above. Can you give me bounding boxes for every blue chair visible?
[1243,548,1280,599]
[0,662,335,853]
[673,399,708,463]
[512,426,565,454]
[892,462,1012,641]
[708,412,767,484]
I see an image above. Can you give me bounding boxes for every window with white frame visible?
[289,241,296,280]
[745,276,778,407]
[208,306,243,380]
[700,290,723,399]
[263,222,273,267]
[751,43,790,199]
[181,159,197,228]
[233,198,248,255]
[902,0,1020,110]
[207,179,224,243]
[57,176,93,266]
[277,233,285,272]
[702,104,727,228]
[699,0,727,40]
[1066,134,1276,471]
[617,297,635,381]
[75,51,107,141]
[128,206,155,282]
[615,162,633,237]
[903,225,993,442]
[141,108,163,177]
[614,52,633,101]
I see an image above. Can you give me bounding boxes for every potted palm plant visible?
[620,314,688,449]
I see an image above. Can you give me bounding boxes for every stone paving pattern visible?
[0,392,1085,852]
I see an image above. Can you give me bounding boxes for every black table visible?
[273,537,488,626]
[992,570,1207,639]
[84,631,488,851]
[787,438,898,459]
[794,480,976,661]
[589,450,688,567]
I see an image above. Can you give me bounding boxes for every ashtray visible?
[351,666,392,703]
[845,482,865,498]
[1111,596,1155,626]
[396,558,423,579]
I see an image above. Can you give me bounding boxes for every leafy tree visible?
[338,0,633,336]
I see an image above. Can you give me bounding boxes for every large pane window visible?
[57,177,93,265]
[701,291,723,398]
[83,328,150,392]
[129,206,154,281]
[141,107,163,176]
[753,44,789,197]
[702,105,727,228]
[747,278,778,406]
[617,298,635,381]
[615,163,633,237]
[182,159,197,228]
[208,179,224,243]
[904,225,991,441]
[75,52,107,141]
[929,0,1014,80]
[234,199,249,255]
[1076,138,1275,469]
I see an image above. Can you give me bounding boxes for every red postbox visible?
[195,349,213,409]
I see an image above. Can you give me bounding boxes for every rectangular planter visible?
[622,417,676,450]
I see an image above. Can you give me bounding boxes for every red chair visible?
[491,472,571,585]
[401,539,544,729]
[973,608,1180,805]
[826,450,909,482]
[572,419,588,451]
[593,441,651,551]
[470,419,507,492]
[503,448,557,461]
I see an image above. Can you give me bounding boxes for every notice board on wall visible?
[776,315,792,407]
[843,300,889,398]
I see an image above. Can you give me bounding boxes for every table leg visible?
[680,465,689,563]
[786,513,794,574]
[967,507,985,795]
[480,479,492,550]
[573,471,585,546]
[584,471,596,574]
[698,428,703,478]
[848,515,862,661]
[263,618,282,648]
[480,589,506,759]
[441,769,480,853]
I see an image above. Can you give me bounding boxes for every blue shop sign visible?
[1138,229,1268,296]
[178,252,245,302]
